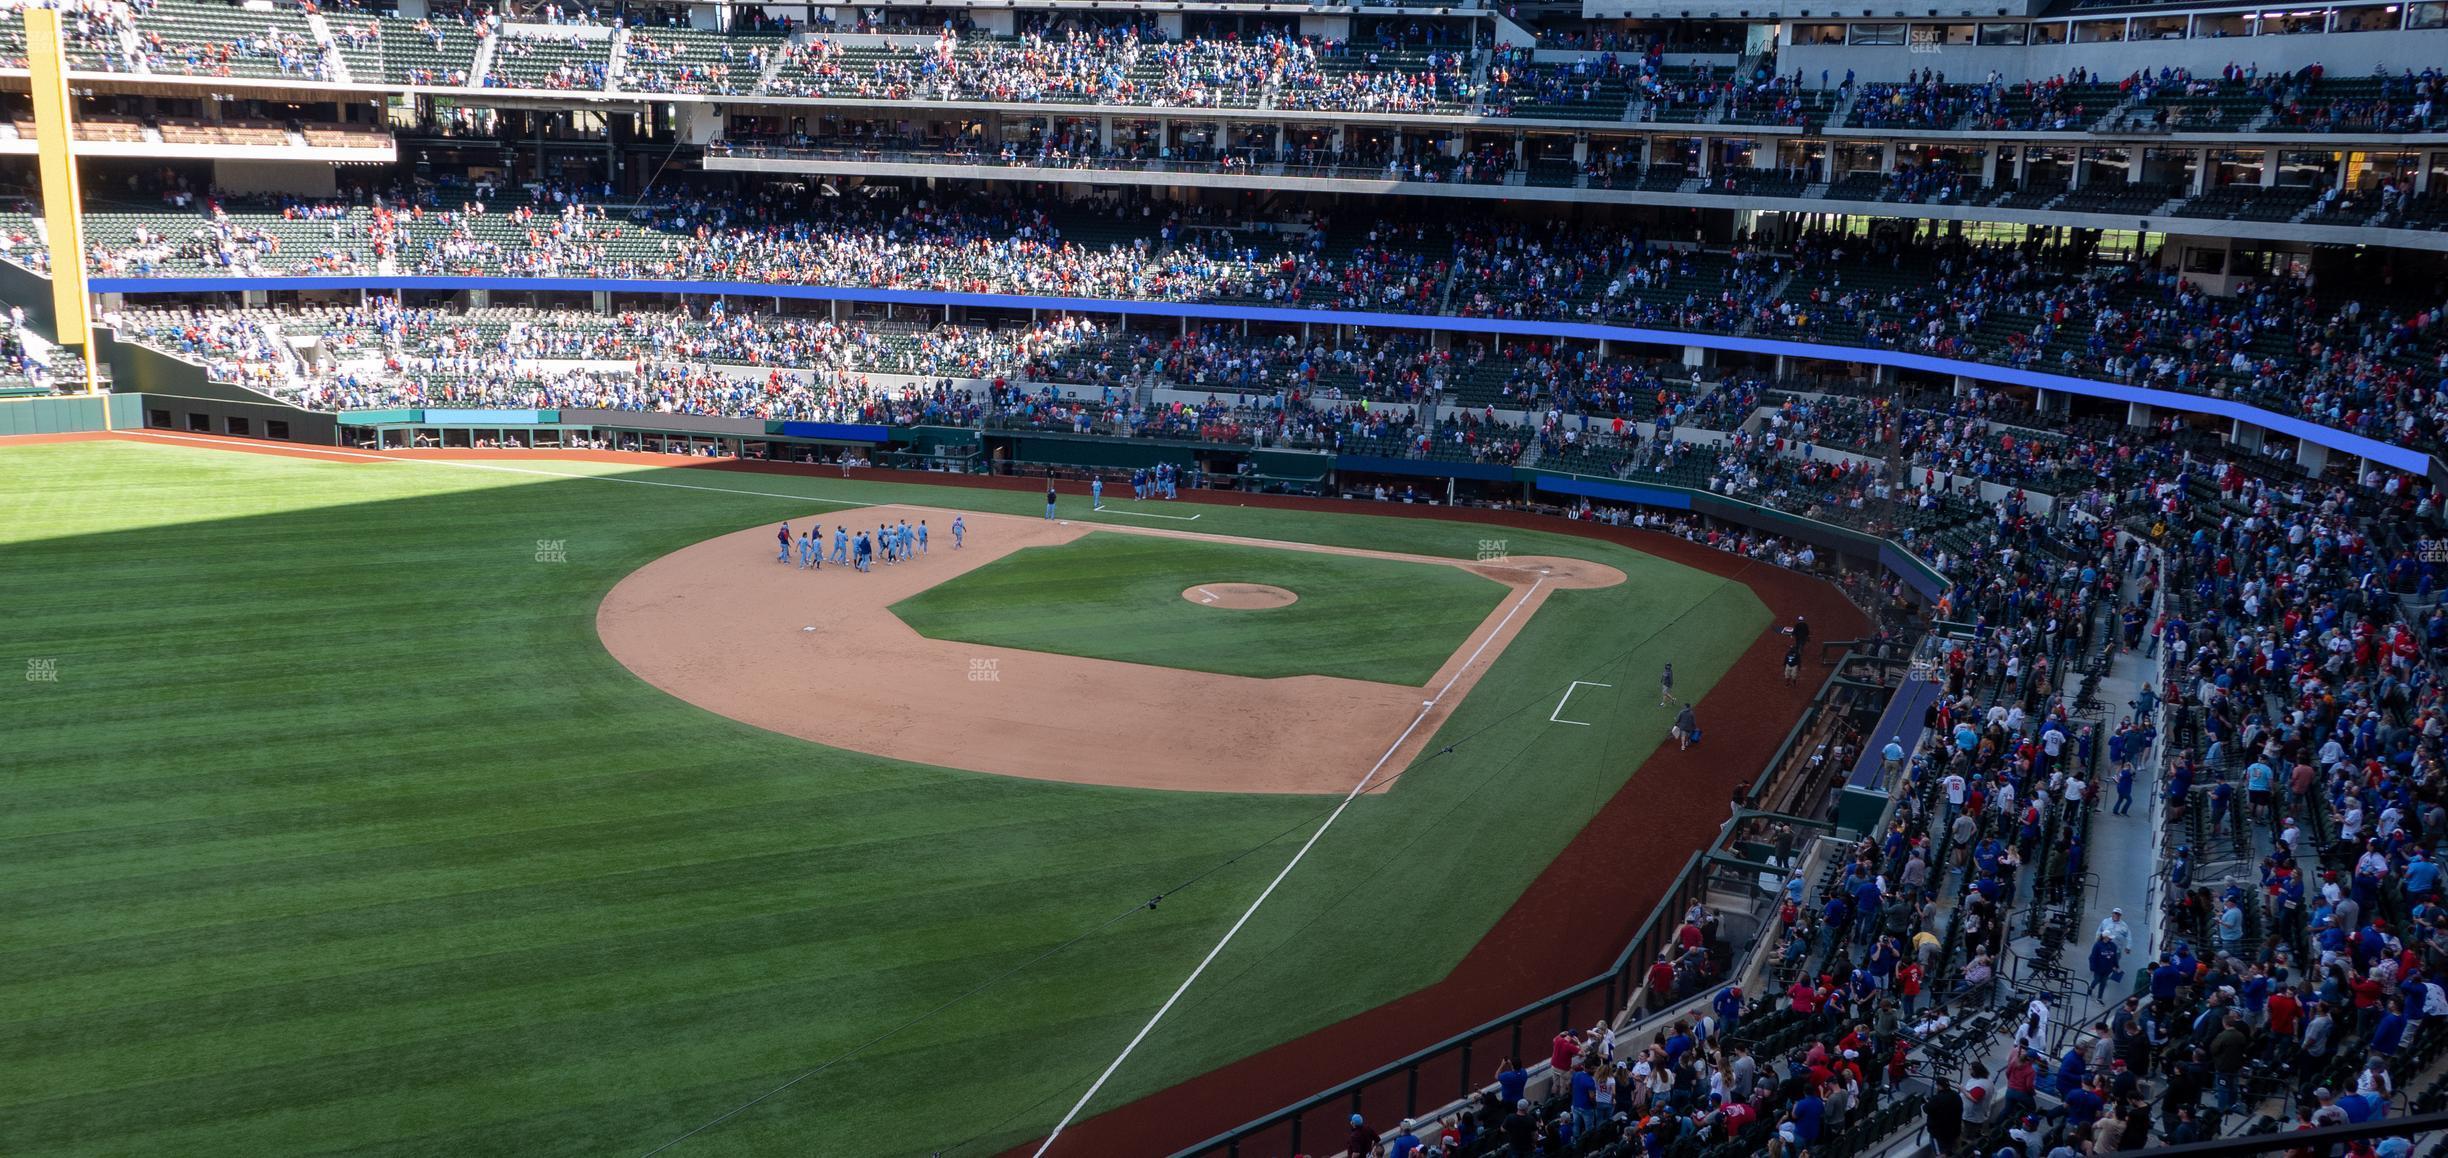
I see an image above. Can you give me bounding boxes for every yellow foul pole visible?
[24,7,101,424]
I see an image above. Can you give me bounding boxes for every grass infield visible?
[889,532,1511,685]
[0,442,1768,1158]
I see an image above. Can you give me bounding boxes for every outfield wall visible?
[135,393,340,443]
[0,392,137,434]
[131,387,1953,595]
[79,274,2436,478]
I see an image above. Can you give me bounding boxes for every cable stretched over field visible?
[108,430,1800,1156]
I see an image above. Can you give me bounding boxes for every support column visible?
[24,8,94,397]
[2192,149,2210,195]
[2299,441,2330,473]
[593,290,611,313]
[2230,419,2265,451]
[2128,402,2153,429]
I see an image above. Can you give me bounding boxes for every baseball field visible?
[2,434,1788,1157]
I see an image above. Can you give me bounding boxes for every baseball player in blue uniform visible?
[831,525,848,565]
[807,524,823,570]
[952,515,965,548]
[917,520,929,554]
[1091,475,1104,509]
[797,529,816,569]
[776,521,792,562]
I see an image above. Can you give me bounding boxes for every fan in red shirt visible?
[1551,1029,1581,1072]
[1647,957,1678,1003]
[2268,988,2303,1038]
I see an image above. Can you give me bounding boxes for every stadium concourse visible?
[12,0,2448,1152]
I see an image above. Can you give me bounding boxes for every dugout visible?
[983,428,1258,483]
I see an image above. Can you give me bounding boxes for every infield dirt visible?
[596,506,1623,795]
[1182,582,1299,610]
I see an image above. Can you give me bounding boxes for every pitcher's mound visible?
[1184,583,1298,610]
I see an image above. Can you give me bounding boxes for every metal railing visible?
[1171,850,1718,1157]
[1169,651,1877,1157]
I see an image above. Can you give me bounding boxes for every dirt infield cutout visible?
[597,506,1623,794]
[1183,583,1299,610]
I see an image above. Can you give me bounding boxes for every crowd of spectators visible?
[620,30,765,95]
[1845,68,2109,133]
[37,186,2448,460]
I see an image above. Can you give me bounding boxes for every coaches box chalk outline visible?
[1549,681,1614,726]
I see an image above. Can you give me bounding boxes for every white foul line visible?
[1030,575,1548,1157]
[1548,680,1615,726]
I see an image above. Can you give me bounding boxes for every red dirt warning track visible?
[5,432,1869,1154]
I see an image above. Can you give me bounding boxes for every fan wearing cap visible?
[2310,1086,2349,1128]
[1384,1117,1424,1158]
[1344,1112,1380,1157]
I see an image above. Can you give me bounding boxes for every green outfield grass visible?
[890,533,1510,684]
[0,442,1769,1158]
